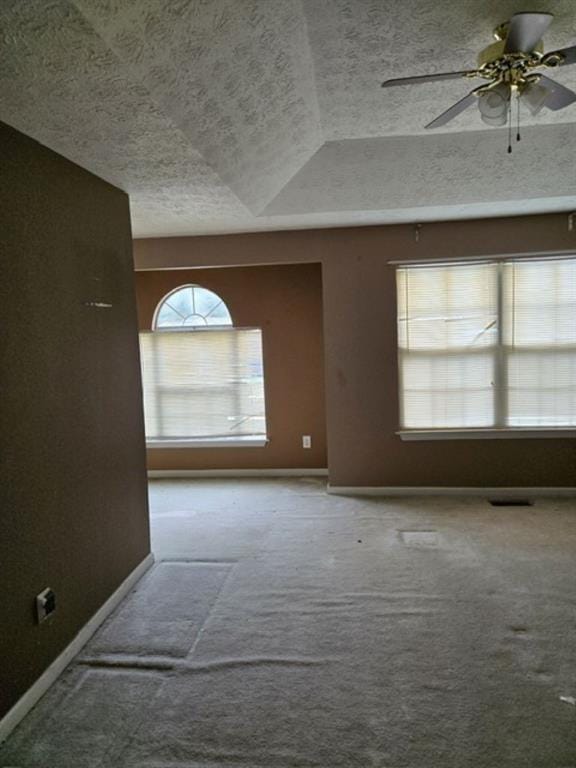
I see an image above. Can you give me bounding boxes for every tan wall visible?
[136,264,327,470]
[134,213,576,488]
[0,122,150,718]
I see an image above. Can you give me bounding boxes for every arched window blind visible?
[397,256,576,432]
[140,286,266,443]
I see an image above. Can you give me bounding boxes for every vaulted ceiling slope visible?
[1,0,575,236]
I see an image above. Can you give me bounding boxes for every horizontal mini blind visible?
[397,256,576,431]
[140,329,266,440]
[503,258,576,426]
[397,262,498,429]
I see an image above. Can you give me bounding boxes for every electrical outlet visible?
[36,588,56,623]
[302,435,312,449]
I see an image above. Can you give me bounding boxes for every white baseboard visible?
[148,468,328,478]
[0,552,154,745]
[328,486,576,498]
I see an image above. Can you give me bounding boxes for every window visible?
[396,257,576,438]
[140,285,267,446]
[154,285,232,329]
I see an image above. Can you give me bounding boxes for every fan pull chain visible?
[516,90,521,142]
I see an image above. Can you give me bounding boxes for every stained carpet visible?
[2,479,576,767]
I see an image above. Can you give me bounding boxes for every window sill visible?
[146,436,269,449]
[398,428,576,442]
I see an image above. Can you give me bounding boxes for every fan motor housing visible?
[478,38,543,68]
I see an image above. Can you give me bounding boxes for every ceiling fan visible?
[381,12,576,133]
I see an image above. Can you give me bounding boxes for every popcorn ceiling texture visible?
[1,0,575,235]
[73,0,323,213]
[264,125,576,215]
[0,0,247,231]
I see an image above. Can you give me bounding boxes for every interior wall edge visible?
[0,554,154,745]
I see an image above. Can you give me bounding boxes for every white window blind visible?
[139,329,267,440]
[397,257,576,431]
[503,259,576,427]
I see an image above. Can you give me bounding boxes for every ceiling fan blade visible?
[538,74,576,110]
[425,89,478,129]
[504,12,553,53]
[381,71,470,88]
[547,44,576,67]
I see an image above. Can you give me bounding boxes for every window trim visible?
[146,436,269,449]
[397,428,576,441]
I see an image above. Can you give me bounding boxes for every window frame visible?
[152,284,233,331]
[143,286,268,449]
[395,253,576,441]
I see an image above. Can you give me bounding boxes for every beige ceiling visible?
[1,0,576,237]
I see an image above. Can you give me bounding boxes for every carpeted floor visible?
[3,479,576,767]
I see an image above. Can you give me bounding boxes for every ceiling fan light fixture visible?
[480,111,508,126]
[478,82,511,120]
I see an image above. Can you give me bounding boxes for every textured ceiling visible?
[1,0,576,237]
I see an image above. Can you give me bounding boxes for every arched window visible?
[140,284,267,446]
[154,285,233,329]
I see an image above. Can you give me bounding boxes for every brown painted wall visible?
[136,264,327,470]
[0,122,150,718]
[134,214,576,487]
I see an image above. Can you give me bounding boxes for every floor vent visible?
[489,499,534,507]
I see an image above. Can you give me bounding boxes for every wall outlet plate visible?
[302,435,312,449]
[36,588,56,623]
